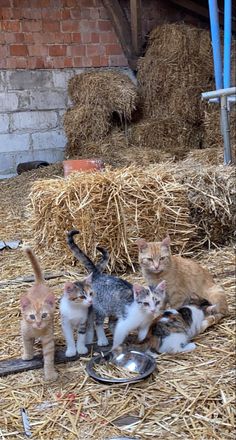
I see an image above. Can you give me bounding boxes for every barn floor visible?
[0,167,235,439]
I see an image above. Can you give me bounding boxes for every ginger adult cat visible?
[20,247,58,382]
[137,236,228,332]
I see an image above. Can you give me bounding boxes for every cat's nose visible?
[36,322,42,327]
[150,308,156,313]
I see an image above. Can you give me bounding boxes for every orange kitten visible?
[137,236,228,332]
[20,247,58,382]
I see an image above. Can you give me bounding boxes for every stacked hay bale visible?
[63,71,138,158]
[28,165,197,272]
[133,24,214,157]
[28,163,234,273]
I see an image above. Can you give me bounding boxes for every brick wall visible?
[0,0,128,69]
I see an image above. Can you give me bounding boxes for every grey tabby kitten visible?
[67,230,167,349]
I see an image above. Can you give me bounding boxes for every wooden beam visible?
[169,0,236,32]
[0,344,112,377]
[102,0,137,69]
[130,0,142,55]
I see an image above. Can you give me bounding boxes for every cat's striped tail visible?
[24,246,44,284]
[67,230,98,273]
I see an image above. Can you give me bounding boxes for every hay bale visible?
[202,103,236,159]
[69,128,173,167]
[64,105,111,157]
[137,24,214,122]
[28,165,196,272]
[175,162,235,248]
[129,118,202,156]
[68,70,137,120]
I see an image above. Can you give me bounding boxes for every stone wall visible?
[0,67,134,176]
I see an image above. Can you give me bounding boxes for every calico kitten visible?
[20,247,58,382]
[67,230,167,350]
[140,297,214,354]
[137,236,228,332]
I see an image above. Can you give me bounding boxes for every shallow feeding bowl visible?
[86,349,156,384]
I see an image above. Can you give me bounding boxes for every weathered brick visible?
[0,92,18,112]
[0,133,30,153]
[98,20,112,31]
[105,44,123,56]
[69,45,86,57]
[0,114,9,133]
[108,54,128,67]
[1,20,20,32]
[0,8,13,19]
[28,45,48,57]
[49,45,67,57]
[11,110,58,132]
[86,44,104,57]
[21,20,42,32]
[32,130,66,150]
[61,20,80,33]
[9,44,28,56]
[42,21,60,33]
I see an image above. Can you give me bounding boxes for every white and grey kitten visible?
[60,280,93,356]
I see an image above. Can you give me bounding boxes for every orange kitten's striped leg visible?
[22,335,34,360]
[41,333,58,382]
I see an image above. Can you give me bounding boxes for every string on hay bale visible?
[28,165,196,272]
[64,71,138,158]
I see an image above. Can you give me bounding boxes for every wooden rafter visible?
[102,0,140,69]
[130,0,142,55]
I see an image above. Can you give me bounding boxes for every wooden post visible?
[130,0,142,55]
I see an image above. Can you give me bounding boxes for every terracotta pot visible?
[63,159,105,177]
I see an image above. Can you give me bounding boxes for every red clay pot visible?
[63,159,105,177]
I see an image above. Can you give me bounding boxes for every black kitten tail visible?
[67,229,97,273]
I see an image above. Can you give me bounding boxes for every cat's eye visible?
[29,314,35,320]
[155,300,160,305]
[160,256,165,261]
[42,313,47,318]
[143,302,149,306]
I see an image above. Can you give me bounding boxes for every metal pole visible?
[201,86,236,99]
[208,0,223,89]
[224,0,232,89]
[220,95,232,164]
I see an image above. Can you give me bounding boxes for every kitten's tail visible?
[24,246,44,284]
[96,246,109,272]
[67,230,98,273]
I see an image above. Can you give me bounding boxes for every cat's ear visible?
[64,282,75,294]
[161,236,171,247]
[45,293,55,308]
[84,273,93,285]
[20,295,31,310]
[133,284,144,298]
[136,238,148,251]
[152,280,166,295]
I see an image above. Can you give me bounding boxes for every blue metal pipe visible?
[224,0,232,88]
[208,0,223,89]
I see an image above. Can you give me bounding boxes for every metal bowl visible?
[86,349,156,384]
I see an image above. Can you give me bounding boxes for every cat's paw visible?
[65,348,77,357]
[181,342,196,352]
[85,331,94,345]
[44,370,58,382]
[97,336,109,346]
[138,327,148,341]
[22,353,34,361]
[77,344,88,355]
